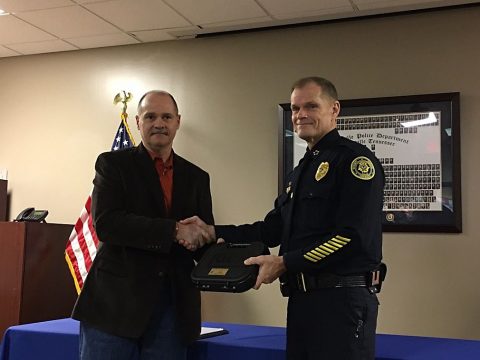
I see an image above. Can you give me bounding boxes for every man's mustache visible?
[151,127,168,135]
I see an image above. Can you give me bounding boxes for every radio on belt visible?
[191,242,269,293]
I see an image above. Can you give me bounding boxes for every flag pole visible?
[65,91,136,294]
[114,91,136,146]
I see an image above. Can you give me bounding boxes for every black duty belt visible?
[280,271,382,297]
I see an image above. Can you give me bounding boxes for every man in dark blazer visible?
[72,90,214,360]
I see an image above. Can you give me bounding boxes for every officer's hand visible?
[244,255,286,290]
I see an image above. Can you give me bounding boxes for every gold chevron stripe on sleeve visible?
[323,243,338,251]
[303,235,352,263]
[335,235,351,242]
[310,249,326,258]
[330,238,347,246]
[306,252,323,260]
[315,247,330,256]
[326,240,342,249]
[304,254,318,262]
[319,245,335,253]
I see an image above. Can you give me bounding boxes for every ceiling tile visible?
[134,25,206,41]
[0,0,478,58]
[130,29,177,42]
[16,5,121,38]
[164,0,267,25]
[74,0,120,3]
[0,0,74,13]
[0,14,56,44]
[0,44,20,57]
[273,6,354,20]
[258,0,354,18]
[84,0,192,32]
[67,32,139,48]
[199,16,273,29]
[7,39,77,55]
[353,0,471,11]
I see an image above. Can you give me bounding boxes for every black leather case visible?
[191,242,270,293]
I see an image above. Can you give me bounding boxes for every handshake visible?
[175,216,218,251]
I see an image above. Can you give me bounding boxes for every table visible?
[2,318,480,360]
[0,318,78,360]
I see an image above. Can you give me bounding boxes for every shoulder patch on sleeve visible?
[350,156,375,180]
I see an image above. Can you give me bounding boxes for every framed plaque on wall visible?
[278,92,461,233]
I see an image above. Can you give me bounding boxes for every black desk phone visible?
[15,207,48,222]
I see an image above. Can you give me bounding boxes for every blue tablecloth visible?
[2,318,480,360]
[0,318,78,360]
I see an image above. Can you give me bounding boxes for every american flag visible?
[65,113,135,293]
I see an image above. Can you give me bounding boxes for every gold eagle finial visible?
[113,91,133,115]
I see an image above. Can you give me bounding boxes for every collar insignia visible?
[315,162,329,181]
[286,181,292,194]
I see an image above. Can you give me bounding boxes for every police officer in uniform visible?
[184,76,385,359]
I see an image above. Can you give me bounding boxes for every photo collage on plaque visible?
[292,111,443,212]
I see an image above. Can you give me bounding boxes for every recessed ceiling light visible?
[0,9,10,16]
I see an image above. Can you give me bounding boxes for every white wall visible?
[1,6,480,339]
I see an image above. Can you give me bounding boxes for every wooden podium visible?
[0,221,78,339]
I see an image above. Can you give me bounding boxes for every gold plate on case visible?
[208,268,229,276]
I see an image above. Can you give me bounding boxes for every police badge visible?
[315,162,329,181]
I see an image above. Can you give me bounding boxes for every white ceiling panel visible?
[199,16,274,29]
[355,0,435,10]
[74,0,120,3]
[0,44,20,56]
[16,6,121,38]
[132,25,201,41]
[8,39,77,54]
[354,0,478,10]
[0,0,74,13]
[130,29,177,42]
[84,0,192,32]
[0,0,479,58]
[67,32,139,48]
[164,0,267,25]
[258,0,354,17]
[272,6,355,20]
[0,15,56,44]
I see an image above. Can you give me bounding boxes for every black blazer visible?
[72,143,214,344]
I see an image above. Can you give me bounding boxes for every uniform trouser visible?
[286,287,379,360]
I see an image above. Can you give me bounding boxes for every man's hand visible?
[244,255,286,290]
[175,222,211,251]
[180,216,216,243]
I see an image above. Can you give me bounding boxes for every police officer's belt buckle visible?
[295,272,336,292]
